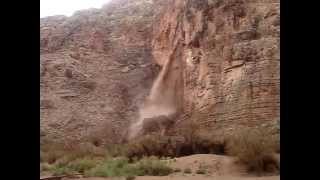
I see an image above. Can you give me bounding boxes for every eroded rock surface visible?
[40,0,160,143]
[40,0,280,143]
[152,0,280,134]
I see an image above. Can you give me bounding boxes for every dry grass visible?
[226,127,279,174]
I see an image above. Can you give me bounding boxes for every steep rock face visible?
[152,0,280,133]
[40,0,160,143]
[40,0,280,143]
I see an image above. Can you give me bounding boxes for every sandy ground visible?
[59,154,280,180]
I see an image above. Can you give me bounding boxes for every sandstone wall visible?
[40,0,160,143]
[40,0,280,143]
[152,0,280,133]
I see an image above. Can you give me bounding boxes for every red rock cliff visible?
[40,0,280,143]
[152,0,279,133]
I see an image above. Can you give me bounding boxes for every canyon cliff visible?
[40,0,279,144]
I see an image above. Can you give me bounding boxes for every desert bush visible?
[178,120,226,155]
[226,127,279,174]
[272,133,280,153]
[192,130,226,155]
[125,134,173,159]
[196,169,206,174]
[124,125,227,159]
[41,139,105,165]
[122,116,228,159]
[40,163,53,172]
[86,123,118,147]
[105,144,129,158]
[41,141,72,164]
[183,168,192,174]
[195,163,207,174]
[173,168,182,172]
[41,149,65,164]
[126,176,136,180]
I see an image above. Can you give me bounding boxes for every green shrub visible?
[50,157,100,176]
[226,127,279,174]
[51,165,75,176]
[85,156,173,177]
[85,157,138,177]
[67,158,99,173]
[134,156,173,176]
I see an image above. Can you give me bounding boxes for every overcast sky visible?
[40,0,111,18]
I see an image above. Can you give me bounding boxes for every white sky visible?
[40,0,112,18]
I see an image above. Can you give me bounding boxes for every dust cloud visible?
[128,57,179,139]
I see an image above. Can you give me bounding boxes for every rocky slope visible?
[40,0,280,144]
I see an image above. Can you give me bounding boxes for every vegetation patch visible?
[41,121,280,177]
[196,164,207,174]
[183,168,192,174]
[196,168,206,174]
[126,176,136,180]
[85,156,173,177]
[85,157,134,177]
[50,157,100,176]
[40,139,105,165]
[134,156,173,176]
[226,127,279,174]
[124,121,226,160]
